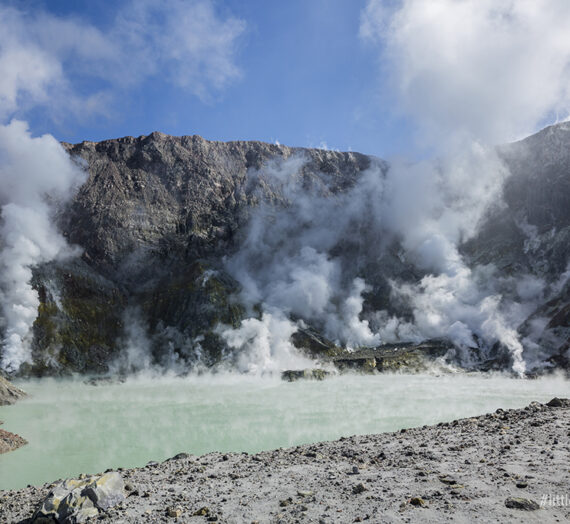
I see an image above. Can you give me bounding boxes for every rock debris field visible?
[1,398,569,523]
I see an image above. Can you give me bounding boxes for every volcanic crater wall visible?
[9,124,570,375]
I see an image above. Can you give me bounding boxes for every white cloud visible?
[0,1,246,121]
[360,0,570,144]
[119,0,245,100]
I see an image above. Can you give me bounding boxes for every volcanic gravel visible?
[1,399,569,523]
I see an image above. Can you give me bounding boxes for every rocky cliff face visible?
[23,133,372,374]
[9,125,570,375]
[463,123,570,367]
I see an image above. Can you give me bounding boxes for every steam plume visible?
[222,1,570,375]
[0,121,85,372]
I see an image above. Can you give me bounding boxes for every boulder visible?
[504,497,540,511]
[32,472,125,523]
[546,397,569,407]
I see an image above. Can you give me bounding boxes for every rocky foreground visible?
[0,399,568,523]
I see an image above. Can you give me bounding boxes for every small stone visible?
[439,476,457,485]
[505,497,540,511]
[516,481,528,488]
[410,497,426,507]
[297,490,314,497]
[352,483,368,495]
[546,397,564,407]
[194,506,210,516]
[167,506,182,518]
[279,498,292,507]
[352,466,360,475]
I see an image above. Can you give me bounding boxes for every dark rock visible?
[169,452,190,460]
[84,376,126,386]
[281,369,332,382]
[352,483,368,494]
[291,326,343,358]
[504,497,540,510]
[334,357,377,373]
[331,341,451,374]
[546,397,568,407]
[438,476,457,485]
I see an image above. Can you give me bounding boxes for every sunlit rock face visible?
[10,124,570,375]
[23,133,373,374]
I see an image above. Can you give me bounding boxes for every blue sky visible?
[2,0,570,157]
[0,0,413,157]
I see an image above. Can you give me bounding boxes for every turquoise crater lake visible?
[0,372,568,491]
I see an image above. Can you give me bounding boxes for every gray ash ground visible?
[1,399,569,523]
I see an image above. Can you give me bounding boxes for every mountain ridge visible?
[3,124,569,375]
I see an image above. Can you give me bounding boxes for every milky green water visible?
[0,372,568,491]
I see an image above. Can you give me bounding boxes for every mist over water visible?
[1,372,568,491]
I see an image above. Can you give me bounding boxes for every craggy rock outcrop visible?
[0,377,28,454]
[8,123,570,375]
[332,340,453,374]
[24,135,371,375]
[0,376,27,405]
[0,427,27,454]
[2,400,568,523]
[463,122,570,365]
[31,472,125,523]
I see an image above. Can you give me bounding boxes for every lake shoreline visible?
[1,398,568,523]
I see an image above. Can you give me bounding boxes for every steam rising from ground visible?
[0,121,85,372]
[2,1,569,376]
[221,148,530,373]
[0,2,246,373]
[221,1,570,375]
